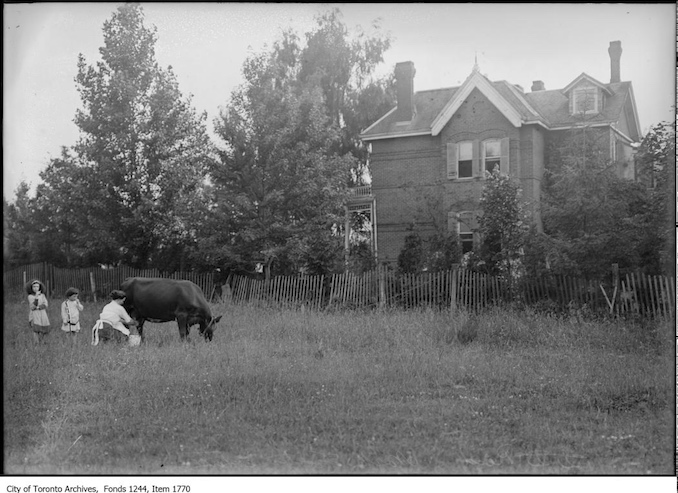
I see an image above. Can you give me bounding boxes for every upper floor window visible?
[483,140,501,174]
[458,142,473,178]
[446,141,473,179]
[572,87,599,115]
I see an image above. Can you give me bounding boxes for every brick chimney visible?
[608,41,622,83]
[394,61,416,121]
[531,80,545,91]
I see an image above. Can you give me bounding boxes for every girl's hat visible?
[65,287,80,297]
[26,280,46,295]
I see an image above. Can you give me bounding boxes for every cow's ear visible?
[213,315,222,324]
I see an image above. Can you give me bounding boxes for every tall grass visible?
[3,299,673,474]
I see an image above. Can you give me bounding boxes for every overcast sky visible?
[3,3,675,201]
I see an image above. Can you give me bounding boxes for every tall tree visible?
[209,9,393,276]
[210,47,354,276]
[70,3,214,269]
[297,9,394,181]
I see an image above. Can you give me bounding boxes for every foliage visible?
[396,228,461,275]
[210,48,354,276]
[425,232,461,272]
[347,241,377,274]
[634,121,676,277]
[541,126,660,279]
[209,9,392,276]
[475,169,527,286]
[4,183,38,267]
[396,231,424,274]
[298,9,394,180]
[19,4,214,269]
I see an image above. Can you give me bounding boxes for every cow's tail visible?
[91,319,104,346]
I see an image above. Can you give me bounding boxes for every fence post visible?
[90,271,97,303]
[450,268,458,313]
[611,263,619,315]
[378,265,386,309]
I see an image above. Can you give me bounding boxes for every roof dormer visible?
[562,73,613,117]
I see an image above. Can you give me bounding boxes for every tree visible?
[210,47,354,276]
[476,169,527,287]
[634,120,676,278]
[297,8,394,182]
[68,3,214,269]
[209,9,392,276]
[4,182,37,267]
[541,124,657,279]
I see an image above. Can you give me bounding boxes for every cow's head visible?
[201,315,222,341]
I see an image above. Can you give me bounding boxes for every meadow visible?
[3,297,674,475]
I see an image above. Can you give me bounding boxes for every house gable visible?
[431,70,523,136]
[562,73,613,117]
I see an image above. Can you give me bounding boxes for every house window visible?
[573,87,598,114]
[449,211,476,254]
[458,141,473,178]
[483,139,501,174]
[459,228,474,254]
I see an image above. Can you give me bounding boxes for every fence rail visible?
[4,263,674,320]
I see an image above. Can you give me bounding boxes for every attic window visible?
[572,87,599,115]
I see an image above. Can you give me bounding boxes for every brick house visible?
[357,41,641,265]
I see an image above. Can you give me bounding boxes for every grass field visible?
[3,297,674,475]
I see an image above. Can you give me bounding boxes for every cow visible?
[120,277,222,342]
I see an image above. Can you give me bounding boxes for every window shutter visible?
[472,140,480,177]
[569,91,574,115]
[447,211,458,233]
[499,137,510,175]
[446,143,458,179]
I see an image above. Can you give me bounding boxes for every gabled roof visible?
[430,70,523,135]
[360,69,642,143]
[524,81,639,139]
[562,72,614,96]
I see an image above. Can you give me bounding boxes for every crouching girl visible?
[91,290,140,346]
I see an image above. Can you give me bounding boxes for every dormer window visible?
[573,87,599,115]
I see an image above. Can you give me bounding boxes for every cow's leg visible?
[137,318,146,342]
[176,314,189,341]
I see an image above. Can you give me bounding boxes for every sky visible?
[3,3,676,201]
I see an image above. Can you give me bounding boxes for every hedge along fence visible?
[4,263,219,303]
[228,267,675,320]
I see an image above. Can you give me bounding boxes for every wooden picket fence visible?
[3,262,218,302]
[616,271,676,319]
[5,263,674,320]
[229,273,326,311]
[227,267,675,320]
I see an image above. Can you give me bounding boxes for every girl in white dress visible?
[27,280,50,345]
[61,287,85,341]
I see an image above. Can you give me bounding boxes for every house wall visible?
[438,88,521,219]
[518,125,545,231]
[370,135,441,263]
[370,87,545,264]
[615,106,636,179]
